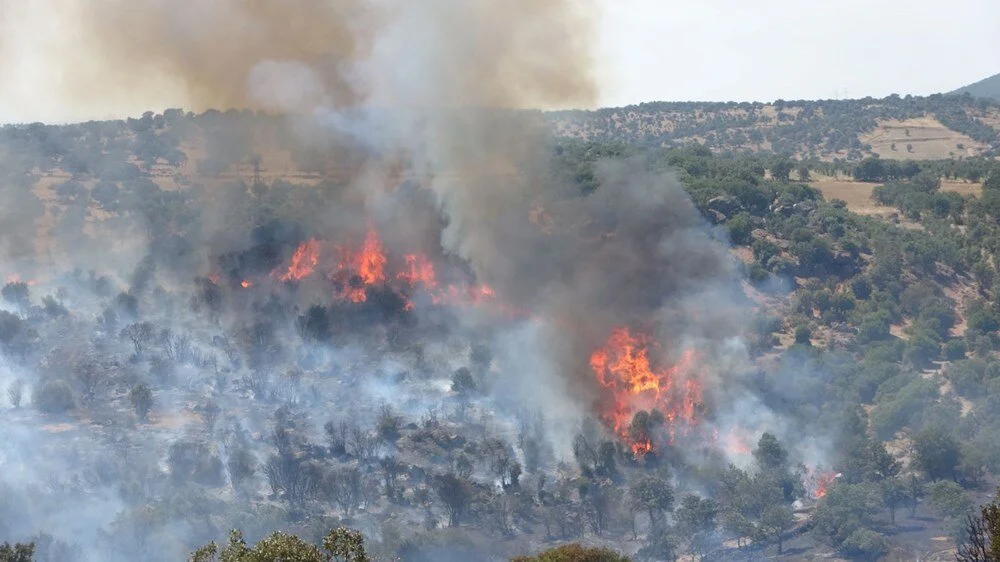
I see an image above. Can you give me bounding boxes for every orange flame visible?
[277,239,320,282]
[337,228,388,303]
[397,254,438,289]
[356,228,386,286]
[589,327,701,454]
[4,274,36,286]
[811,469,838,499]
[241,280,253,289]
[632,439,653,456]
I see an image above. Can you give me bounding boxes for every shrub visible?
[512,544,631,562]
[33,380,75,414]
[839,528,889,560]
[944,339,968,361]
[794,325,812,345]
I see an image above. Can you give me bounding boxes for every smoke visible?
[0,1,831,560]
[0,0,764,457]
[0,0,596,119]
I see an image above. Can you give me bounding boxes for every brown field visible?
[941,178,983,197]
[809,178,886,214]
[861,117,986,160]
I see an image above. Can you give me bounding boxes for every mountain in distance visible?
[951,71,1000,101]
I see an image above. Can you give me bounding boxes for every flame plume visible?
[277,239,321,282]
[397,254,438,289]
[589,327,702,454]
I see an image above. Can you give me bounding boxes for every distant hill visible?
[549,94,1000,161]
[951,72,1000,101]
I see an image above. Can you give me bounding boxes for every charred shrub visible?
[167,439,225,487]
[33,380,75,414]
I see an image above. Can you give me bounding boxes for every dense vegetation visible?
[1,104,1000,561]
[549,93,1000,159]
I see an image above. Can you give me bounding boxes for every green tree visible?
[913,426,962,482]
[0,542,34,562]
[771,159,793,182]
[676,494,718,559]
[758,503,795,555]
[512,544,630,562]
[926,480,972,519]
[629,475,674,525]
[881,478,907,525]
[190,527,370,562]
[754,432,789,470]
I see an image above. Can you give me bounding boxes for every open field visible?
[941,178,984,197]
[861,117,986,160]
[809,178,886,214]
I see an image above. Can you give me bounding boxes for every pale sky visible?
[599,0,1000,106]
[0,0,998,122]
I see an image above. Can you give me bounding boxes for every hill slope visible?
[951,72,1000,101]
[550,94,1000,160]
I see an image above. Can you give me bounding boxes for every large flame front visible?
[589,327,701,454]
[262,224,502,311]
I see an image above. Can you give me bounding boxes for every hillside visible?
[951,72,1000,101]
[549,94,1000,161]
[3,107,1000,562]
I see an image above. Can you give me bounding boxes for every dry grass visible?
[861,117,986,160]
[941,178,983,198]
[809,178,886,214]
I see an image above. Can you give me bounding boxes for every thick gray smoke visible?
[0,2,814,561]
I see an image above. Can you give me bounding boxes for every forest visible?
[1,94,1000,562]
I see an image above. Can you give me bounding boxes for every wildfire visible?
[397,254,438,289]
[241,280,253,289]
[335,227,388,303]
[4,274,35,286]
[356,228,387,285]
[632,439,653,456]
[723,429,753,456]
[809,468,840,499]
[589,327,701,454]
[277,239,320,282]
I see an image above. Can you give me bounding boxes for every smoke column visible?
[0,0,760,445]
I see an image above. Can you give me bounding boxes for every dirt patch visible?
[861,117,987,160]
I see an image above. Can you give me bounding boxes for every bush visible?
[512,544,631,562]
[926,480,972,518]
[167,439,224,487]
[839,528,889,560]
[129,383,154,420]
[794,325,812,345]
[944,339,968,361]
[33,380,75,414]
[903,333,940,368]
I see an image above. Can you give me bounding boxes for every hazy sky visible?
[599,0,1000,106]
[0,0,998,122]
